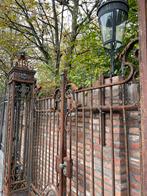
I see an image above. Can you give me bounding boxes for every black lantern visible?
[97,0,129,74]
[97,0,129,50]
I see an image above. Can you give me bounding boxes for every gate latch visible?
[59,162,67,176]
[59,162,67,169]
[56,156,72,178]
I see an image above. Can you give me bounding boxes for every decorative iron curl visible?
[117,38,139,63]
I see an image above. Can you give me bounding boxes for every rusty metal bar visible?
[52,105,55,185]
[56,110,60,188]
[58,73,67,196]
[35,100,40,188]
[44,99,48,187]
[41,100,44,190]
[28,89,34,191]
[41,99,45,189]
[33,100,36,187]
[75,92,79,196]
[82,92,86,196]
[110,78,115,196]
[122,82,130,195]
[35,104,138,113]
[34,108,55,113]
[99,76,105,196]
[75,64,133,93]
[77,105,139,113]
[50,101,53,185]
[48,99,52,184]
[69,112,72,195]
[19,100,24,168]
[90,89,95,196]
[23,99,29,179]
[32,100,37,187]
[27,100,31,180]
[38,99,42,190]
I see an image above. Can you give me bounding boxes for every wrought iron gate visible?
[3,40,141,196]
[30,39,141,196]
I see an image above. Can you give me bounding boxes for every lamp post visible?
[97,0,129,76]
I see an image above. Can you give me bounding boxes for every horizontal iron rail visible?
[34,104,139,113]
[77,104,139,112]
[75,63,134,93]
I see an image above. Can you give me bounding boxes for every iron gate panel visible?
[30,39,141,196]
[32,96,61,194]
[31,72,141,196]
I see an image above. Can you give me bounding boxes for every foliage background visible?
[0,0,138,95]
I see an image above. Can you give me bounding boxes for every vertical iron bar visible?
[110,78,115,196]
[23,99,29,179]
[36,100,40,189]
[14,96,21,172]
[45,99,48,187]
[75,92,79,195]
[90,89,95,196]
[122,82,130,195]
[99,76,105,196]
[27,94,32,184]
[28,86,34,191]
[40,100,44,190]
[38,99,42,190]
[41,99,45,189]
[48,99,52,184]
[32,99,36,187]
[33,100,37,187]
[59,72,67,196]
[19,100,24,165]
[82,92,86,196]
[52,105,55,185]
[69,112,72,195]
[56,110,60,187]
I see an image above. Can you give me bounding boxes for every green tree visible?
[0,0,139,92]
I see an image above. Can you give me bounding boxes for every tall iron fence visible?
[30,73,141,196]
[2,39,142,196]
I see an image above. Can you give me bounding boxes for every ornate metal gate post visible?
[3,54,35,195]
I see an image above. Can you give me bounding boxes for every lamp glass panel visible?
[115,9,128,49]
[99,11,113,44]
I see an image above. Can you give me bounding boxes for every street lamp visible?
[97,0,129,75]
